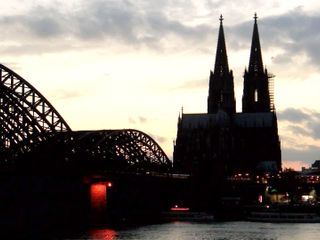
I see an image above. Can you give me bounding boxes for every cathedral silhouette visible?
[173,14,281,179]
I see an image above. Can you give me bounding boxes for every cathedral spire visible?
[248,13,264,73]
[208,15,235,115]
[242,13,271,113]
[214,14,229,75]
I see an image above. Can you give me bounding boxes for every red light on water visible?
[170,206,190,211]
[90,228,117,240]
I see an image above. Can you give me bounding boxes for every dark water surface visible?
[64,221,320,240]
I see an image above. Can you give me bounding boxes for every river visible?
[64,221,320,240]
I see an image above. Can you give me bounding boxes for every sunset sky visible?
[2,0,320,170]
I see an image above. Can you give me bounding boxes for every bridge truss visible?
[0,64,71,161]
[0,64,171,172]
[31,130,172,173]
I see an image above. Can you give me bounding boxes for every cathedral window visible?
[254,89,258,102]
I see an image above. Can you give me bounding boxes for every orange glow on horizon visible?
[282,160,309,171]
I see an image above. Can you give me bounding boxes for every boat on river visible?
[161,205,214,222]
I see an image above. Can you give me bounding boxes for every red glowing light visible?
[90,229,117,240]
[107,182,112,188]
[90,183,107,210]
[170,206,190,211]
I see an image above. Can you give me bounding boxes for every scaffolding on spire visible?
[268,72,275,112]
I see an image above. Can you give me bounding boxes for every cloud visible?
[278,108,312,123]
[278,108,320,168]
[128,116,148,124]
[228,8,320,68]
[138,116,147,123]
[278,108,320,140]
[1,0,318,71]
[263,9,320,67]
[286,125,310,137]
[26,7,65,37]
[0,6,65,38]
[148,133,167,144]
[306,119,320,139]
[0,0,215,55]
[282,144,320,165]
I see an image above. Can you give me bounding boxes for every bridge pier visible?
[89,181,112,224]
[84,173,191,225]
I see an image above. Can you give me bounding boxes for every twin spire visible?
[208,13,270,114]
[215,13,264,75]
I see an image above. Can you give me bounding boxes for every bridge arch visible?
[0,64,171,172]
[30,129,172,173]
[0,64,71,157]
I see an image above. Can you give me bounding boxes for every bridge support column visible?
[90,181,112,224]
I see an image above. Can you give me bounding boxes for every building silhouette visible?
[173,14,281,180]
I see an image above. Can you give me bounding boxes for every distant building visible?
[173,14,281,180]
[301,160,320,175]
[312,160,320,169]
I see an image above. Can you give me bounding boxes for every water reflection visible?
[78,222,320,240]
[89,229,117,240]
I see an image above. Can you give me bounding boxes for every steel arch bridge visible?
[0,64,171,172]
[0,64,71,160]
[31,130,172,173]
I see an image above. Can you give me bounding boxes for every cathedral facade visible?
[173,14,281,179]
